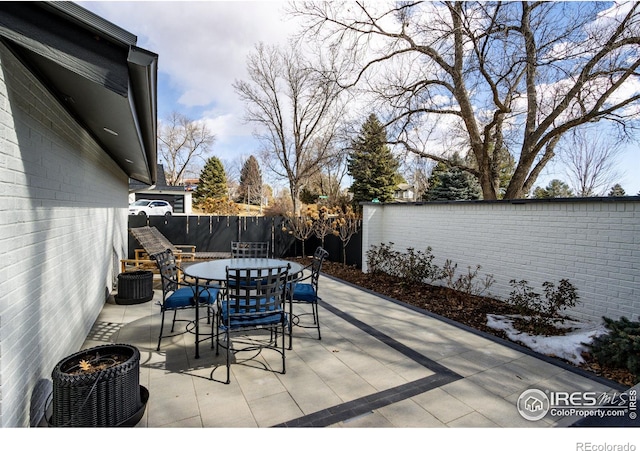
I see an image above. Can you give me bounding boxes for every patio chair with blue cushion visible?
[215,264,290,384]
[230,241,269,258]
[151,249,219,351]
[288,246,329,348]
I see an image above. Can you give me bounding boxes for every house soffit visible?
[0,1,157,184]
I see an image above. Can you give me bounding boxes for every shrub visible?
[542,279,579,318]
[397,247,443,286]
[366,243,442,285]
[507,279,580,332]
[589,316,640,383]
[508,279,542,315]
[366,243,500,293]
[442,260,495,296]
[366,242,401,276]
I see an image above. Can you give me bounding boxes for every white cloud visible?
[80,1,298,162]
[80,1,640,194]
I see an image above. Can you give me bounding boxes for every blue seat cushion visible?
[291,283,317,303]
[221,312,285,330]
[165,286,218,309]
[220,298,285,329]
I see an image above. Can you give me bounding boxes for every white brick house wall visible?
[362,199,640,324]
[0,43,128,427]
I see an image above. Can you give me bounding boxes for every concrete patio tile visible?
[436,328,498,348]
[148,349,193,377]
[440,378,542,427]
[506,354,566,383]
[466,366,532,398]
[201,408,258,428]
[446,411,500,427]
[457,345,521,371]
[296,346,358,380]
[330,348,409,391]
[248,391,304,427]
[338,411,394,427]
[231,365,287,402]
[419,341,473,362]
[542,369,614,393]
[277,360,344,414]
[157,416,203,427]
[73,273,625,430]
[146,390,200,427]
[324,373,378,402]
[385,358,435,383]
[438,355,490,377]
[148,371,196,400]
[411,387,475,423]
[197,385,258,427]
[375,398,446,427]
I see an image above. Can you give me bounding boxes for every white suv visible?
[129,199,173,216]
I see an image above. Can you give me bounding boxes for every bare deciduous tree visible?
[158,112,216,185]
[560,127,624,197]
[291,2,640,199]
[233,42,346,213]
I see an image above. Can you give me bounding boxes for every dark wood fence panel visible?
[127,215,362,267]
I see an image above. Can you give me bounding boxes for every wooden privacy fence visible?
[127,215,363,267]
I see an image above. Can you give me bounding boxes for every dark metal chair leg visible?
[288,295,293,350]
[281,322,286,374]
[225,331,231,384]
[157,310,166,351]
[314,302,321,340]
[170,310,178,332]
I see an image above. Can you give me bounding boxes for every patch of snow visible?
[486,314,609,365]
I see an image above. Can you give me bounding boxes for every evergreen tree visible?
[424,155,482,201]
[194,156,227,204]
[607,183,626,197]
[299,187,320,205]
[238,155,263,205]
[347,114,400,206]
[532,179,574,198]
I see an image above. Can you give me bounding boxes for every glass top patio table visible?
[183,258,305,358]
[184,258,304,282]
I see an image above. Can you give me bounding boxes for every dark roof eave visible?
[0,1,158,185]
[49,1,158,186]
[127,46,158,185]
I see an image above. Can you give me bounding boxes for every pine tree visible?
[532,179,574,199]
[425,155,482,201]
[607,183,626,196]
[238,156,263,205]
[194,156,227,204]
[590,316,640,381]
[347,114,400,206]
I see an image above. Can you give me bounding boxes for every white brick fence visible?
[361,198,640,324]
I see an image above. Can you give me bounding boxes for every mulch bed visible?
[311,259,636,388]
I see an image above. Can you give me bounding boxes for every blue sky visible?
[80,0,295,186]
[80,1,639,195]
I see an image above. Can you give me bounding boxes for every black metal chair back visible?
[217,264,290,383]
[230,241,269,258]
[309,246,329,291]
[153,249,181,295]
[224,264,289,326]
[150,249,219,352]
